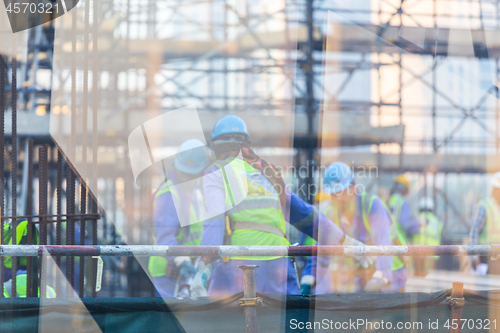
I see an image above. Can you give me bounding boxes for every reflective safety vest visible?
[413,212,442,247]
[214,158,289,260]
[477,198,500,244]
[148,179,204,278]
[388,193,409,244]
[361,193,407,271]
[3,220,38,270]
[3,274,56,298]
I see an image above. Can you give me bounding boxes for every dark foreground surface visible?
[0,289,499,332]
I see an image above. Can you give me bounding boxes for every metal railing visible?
[1,244,499,257]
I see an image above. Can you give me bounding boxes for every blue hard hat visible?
[323,162,354,194]
[211,115,250,142]
[174,139,210,175]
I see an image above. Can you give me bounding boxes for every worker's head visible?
[210,115,250,157]
[323,162,356,204]
[490,172,500,203]
[419,196,434,213]
[392,174,410,196]
[174,139,210,182]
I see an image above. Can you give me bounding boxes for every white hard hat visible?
[491,172,500,189]
[419,196,434,211]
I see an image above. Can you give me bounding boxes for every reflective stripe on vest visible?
[478,198,500,244]
[3,274,56,298]
[3,220,38,269]
[388,193,404,223]
[214,158,289,261]
[148,179,204,277]
[361,193,407,271]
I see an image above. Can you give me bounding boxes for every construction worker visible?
[318,162,407,292]
[3,220,38,282]
[148,139,210,297]
[194,115,371,296]
[3,270,56,298]
[388,175,420,240]
[413,196,443,276]
[469,172,500,275]
[299,192,350,294]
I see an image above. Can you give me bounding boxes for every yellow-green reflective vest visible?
[477,198,500,244]
[413,212,442,246]
[361,193,407,271]
[148,180,204,278]
[214,158,289,260]
[3,274,56,298]
[3,221,38,269]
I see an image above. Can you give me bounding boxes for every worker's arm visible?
[153,191,182,270]
[398,200,420,237]
[200,164,226,246]
[154,192,181,247]
[469,204,487,270]
[367,197,393,282]
[288,190,345,244]
[469,204,486,246]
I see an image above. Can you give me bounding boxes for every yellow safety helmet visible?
[394,174,410,191]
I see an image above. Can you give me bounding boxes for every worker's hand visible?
[471,256,480,270]
[174,257,196,279]
[178,261,196,279]
[364,271,389,292]
[342,235,374,269]
[300,275,315,295]
[190,261,213,298]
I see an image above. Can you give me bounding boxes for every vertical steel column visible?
[91,0,99,299]
[238,265,261,333]
[449,282,464,333]
[79,185,86,298]
[39,145,48,298]
[92,199,98,298]
[26,140,34,297]
[66,165,75,296]
[11,57,18,298]
[432,0,437,153]
[79,0,91,298]
[304,0,316,204]
[55,150,63,296]
[0,56,6,298]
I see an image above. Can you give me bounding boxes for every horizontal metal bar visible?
[1,213,100,220]
[0,245,498,257]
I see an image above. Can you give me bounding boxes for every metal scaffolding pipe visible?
[0,245,499,257]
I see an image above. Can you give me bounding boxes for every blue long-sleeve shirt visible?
[200,163,345,247]
[351,194,393,280]
[301,194,393,285]
[390,193,420,237]
[469,203,487,246]
[153,173,201,266]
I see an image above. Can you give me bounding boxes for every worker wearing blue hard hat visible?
[301,161,407,293]
[148,138,210,297]
[192,115,372,296]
